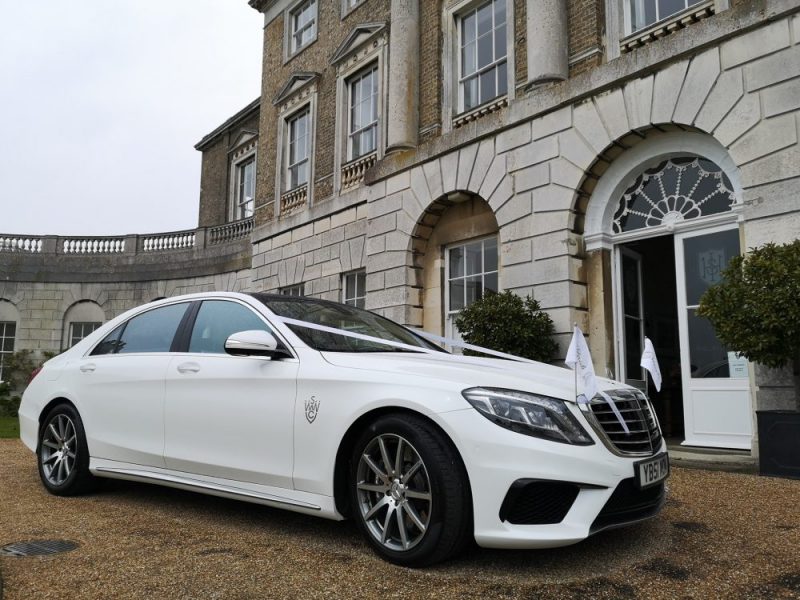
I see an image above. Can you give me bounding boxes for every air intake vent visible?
[589,389,662,455]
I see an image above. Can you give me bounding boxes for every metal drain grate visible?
[1,540,78,557]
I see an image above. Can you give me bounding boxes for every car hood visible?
[320,351,627,403]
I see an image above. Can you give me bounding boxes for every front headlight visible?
[462,387,594,445]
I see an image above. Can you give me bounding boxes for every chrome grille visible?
[589,389,662,455]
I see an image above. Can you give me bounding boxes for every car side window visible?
[188,300,272,354]
[115,303,190,354]
[90,324,125,356]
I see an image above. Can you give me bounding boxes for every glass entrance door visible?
[675,226,752,449]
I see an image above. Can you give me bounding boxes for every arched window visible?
[612,157,736,234]
[0,300,20,381]
[63,301,105,350]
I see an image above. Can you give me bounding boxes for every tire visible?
[37,403,97,496]
[349,413,472,567]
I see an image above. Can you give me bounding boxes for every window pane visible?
[449,246,464,278]
[449,280,465,311]
[484,271,498,294]
[466,275,483,305]
[495,0,506,25]
[189,301,270,354]
[477,33,493,69]
[462,12,476,44]
[688,309,730,378]
[657,0,686,20]
[683,229,739,306]
[479,67,497,104]
[497,60,507,96]
[463,76,478,110]
[477,2,492,36]
[117,303,189,354]
[484,237,498,272]
[494,24,506,60]
[356,271,366,298]
[91,324,124,356]
[462,41,477,75]
[465,242,482,275]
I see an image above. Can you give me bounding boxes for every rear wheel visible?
[349,413,471,567]
[37,404,97,496]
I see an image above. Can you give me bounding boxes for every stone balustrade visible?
[280,185,308,215]
[0,217,254,258]
[341,153,377,191]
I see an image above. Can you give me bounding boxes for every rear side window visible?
[116,303,190,354]
[189,300,271,354]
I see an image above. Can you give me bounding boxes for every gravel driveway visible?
[1,439,798,599]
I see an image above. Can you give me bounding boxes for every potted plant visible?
[698,240,800,478]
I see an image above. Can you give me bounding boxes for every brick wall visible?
[567,0,605,76]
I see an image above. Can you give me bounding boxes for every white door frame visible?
[615,246,646,391]
[673,223,752,449]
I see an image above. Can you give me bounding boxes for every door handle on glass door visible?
[80,363,96,373]
[177,362,201,374]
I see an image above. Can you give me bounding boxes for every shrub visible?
[0,349,55,417]
[453,291,557,362]
[698,240,800,370]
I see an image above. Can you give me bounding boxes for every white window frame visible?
[280,283,305,297]
[0,321,16,382]
[457,0,509,114]
[347,64,380,162]
[443,235,499,339]
[342,270,367,308]
[442,0,515,134]
[232,154,256,221]
[286,107,311,192]
[332,26,388,195]
[286,0,318,59]
[69,322,101,348]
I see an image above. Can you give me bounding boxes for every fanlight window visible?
[612,157,736,234]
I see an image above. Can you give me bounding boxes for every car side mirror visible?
[224,330,290,359]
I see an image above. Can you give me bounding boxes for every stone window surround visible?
[332,26,388,195]
[229,137,258,223]
[584,132,743,252]
[274,85,318,216]
[441,0,516,135]
[284,0,318,63]
[605,0,730,61]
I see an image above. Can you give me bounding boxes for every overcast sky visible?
[0,1,263,236]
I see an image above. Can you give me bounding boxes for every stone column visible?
[527,0,568,85]
[386,0,419,152]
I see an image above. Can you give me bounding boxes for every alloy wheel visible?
[356,434,432,552]
[40,414,78,486]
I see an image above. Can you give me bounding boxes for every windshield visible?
[250,294,446,353]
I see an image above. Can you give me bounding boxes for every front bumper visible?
[438,408,667,549]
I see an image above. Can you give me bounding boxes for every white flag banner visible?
[565,326,597,403]
[640,336,662,392]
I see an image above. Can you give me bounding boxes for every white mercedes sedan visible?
[19,292,668,566]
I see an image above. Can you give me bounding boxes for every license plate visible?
[635,452,670,489]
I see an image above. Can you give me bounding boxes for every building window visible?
[446,237,498,315]
[0,321,15,381]
[69,322,101,348]
[286,108,311,191]
[342,270,366,308]
[235,156,255,220]
[281,284,305,297]
[290,0,317,54]
[347,65,379,160]
[628,0,705,33]
[458,0,507,113]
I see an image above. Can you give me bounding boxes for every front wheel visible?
[37,404,97,496]
[349,414,472,567]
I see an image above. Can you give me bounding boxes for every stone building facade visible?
[2,0,799,454]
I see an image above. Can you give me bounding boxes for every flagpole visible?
[573,322,578,402]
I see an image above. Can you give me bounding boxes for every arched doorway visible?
[585,133,751,450]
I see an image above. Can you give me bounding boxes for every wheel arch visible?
[332,406,472,519]
[38,397,78,433]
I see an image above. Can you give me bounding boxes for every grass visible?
[0,416,20,439]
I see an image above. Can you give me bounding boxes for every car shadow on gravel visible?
[96,477,673,586]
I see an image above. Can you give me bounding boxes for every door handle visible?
[80,363,96,373]
[177,362,201,374]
